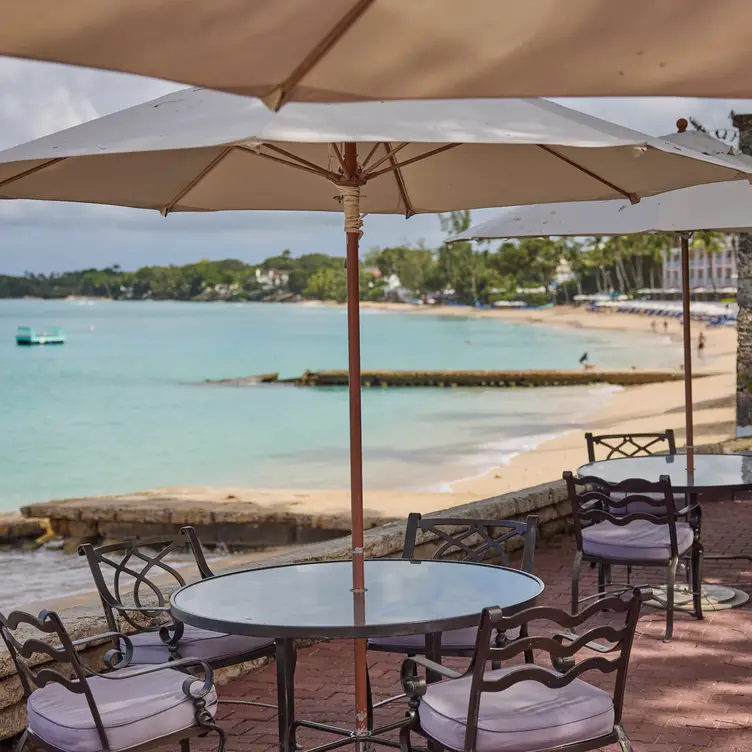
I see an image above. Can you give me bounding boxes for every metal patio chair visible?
[79,526,278,710]
[1,608,225,752]
[564,472,702,642]
[365,515,538,723]
[368,513,539,659]
[398,589,643,752]
[584,429,676,463]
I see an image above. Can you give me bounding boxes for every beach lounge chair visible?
[564,472,702,642]
[79,527,277,699]
[0,608,225,752]
[398,589,643,752]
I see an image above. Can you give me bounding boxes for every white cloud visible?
[1,56,752,273]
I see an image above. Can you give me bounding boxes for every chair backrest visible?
[0,609,110,750]
[79,526,213,633]
[464,590,642,751]
[563,472,681,558]
[402,514,538,573]
[584,429,676,462]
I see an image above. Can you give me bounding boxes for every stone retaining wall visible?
[0,478,570,740]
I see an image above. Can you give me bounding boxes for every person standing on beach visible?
[663,320,669,334]
[698,331,706,358]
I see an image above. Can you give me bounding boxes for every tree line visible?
[0,213,727,305]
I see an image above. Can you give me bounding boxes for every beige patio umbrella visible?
[452,125,752,472]
[3,1,752,105]
[0,90,750,742]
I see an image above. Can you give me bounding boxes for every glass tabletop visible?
[577,453,752,491]
[171,559,544,639]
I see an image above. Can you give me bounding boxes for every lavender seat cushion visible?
[419,666,613,752]
[369,627,519,653]
[582,519,693,561]
[125,624,273,665]
[27,667,217,752]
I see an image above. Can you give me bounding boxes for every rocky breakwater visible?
[20,487,398,553]
[204,368,696,388]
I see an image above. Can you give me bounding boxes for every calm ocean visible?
[0,299,680,514]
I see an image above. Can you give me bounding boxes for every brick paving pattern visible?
[197,498,752,752]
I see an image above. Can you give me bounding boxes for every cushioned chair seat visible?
[582,519,693,561]
[125,624,274,665]
[27,667,217,752]
[419,665,614,752]
[369,627,519,653]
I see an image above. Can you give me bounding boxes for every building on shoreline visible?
[662,237,738,292]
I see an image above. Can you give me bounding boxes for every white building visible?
[255,268,290,289]
[662,237,737,291]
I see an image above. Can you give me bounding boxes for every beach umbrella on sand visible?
[4,1,752,104]
[452,124,752,473]
[0,90,750,742]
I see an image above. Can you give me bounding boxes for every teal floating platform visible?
[16,326,66,346]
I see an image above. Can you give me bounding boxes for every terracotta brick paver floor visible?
[197,499,752,752]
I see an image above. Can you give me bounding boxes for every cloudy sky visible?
[1,56,752,275]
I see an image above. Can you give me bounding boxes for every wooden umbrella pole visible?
[680,233,695,473]
[342,142,369,744]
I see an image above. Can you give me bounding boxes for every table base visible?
[293,717,408,752]
[644,583,749,612]
[276,637,421,752]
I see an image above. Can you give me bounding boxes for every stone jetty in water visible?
[204,368,694,388]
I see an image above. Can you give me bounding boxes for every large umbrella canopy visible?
[452,133,752,239]
[3,1,752,105]
[0,91,751,212]
[452,129,752,473]
[0,94,749,744]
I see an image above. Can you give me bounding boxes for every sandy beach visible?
[147,303,737,519]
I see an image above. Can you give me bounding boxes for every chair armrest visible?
[400,656,464,698]
[70,631,131,649]
[553,632,613,654]
[404,656,463,679]
[93,657,215,699]
[111,605,171,614]
[64,632,135,673]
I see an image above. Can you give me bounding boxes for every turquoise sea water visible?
[0,299,681,511]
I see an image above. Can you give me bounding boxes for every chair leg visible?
[399,723,414,752]
[181,740,191,752]
[597,563,606,597]
[214,726,227,752]
[571,551,583,615]
[664,557,679,643]
[691,544,705,622]
[616,725,633,752]
[366,663,374,730]
[13,730,28,752]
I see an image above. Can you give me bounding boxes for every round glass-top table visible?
[172,559,544,752]
[577,453,752,493]
[171,558,544,639]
